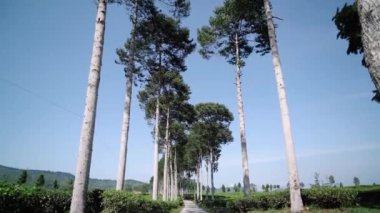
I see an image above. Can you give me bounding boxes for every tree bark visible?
[196,162,200,200]
[357,0,380,101]
[70,1,106,212]
[163,108,170,201]
[174,148,178,200]
[116,0,139,191]
[210,150,215,201]
[170,155,175,200]
[152,97,160,200]
[235,32,251,197]
[206,158,209,199]
[200,160,203,201]
[263,1,304,212]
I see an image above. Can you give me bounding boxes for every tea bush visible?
[102,190,183,213]
[302,187,358,208]
[0,183,71,213]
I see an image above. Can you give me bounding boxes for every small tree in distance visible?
[17,170,27,185]
[328,175,335,187]
[35,174,45,187]
[221,184,226,193]
[53,180,59,189]
[314,173,321,187]
[354,177,360,187]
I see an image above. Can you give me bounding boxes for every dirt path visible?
[181,200,207,213]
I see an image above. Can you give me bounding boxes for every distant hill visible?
[0,164,147,190]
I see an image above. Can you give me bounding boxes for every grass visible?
[170,206,184,213]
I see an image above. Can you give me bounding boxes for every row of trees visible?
[71,0,235,211]
[197,0,304,211]
[17,170,59,188]
[70,0,379,212]
[312,173,362,188]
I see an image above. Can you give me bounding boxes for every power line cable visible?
[0,77,82,118]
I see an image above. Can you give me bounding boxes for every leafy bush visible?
[102,190,183,213]
[302,187,358,208]
[0,183,71,213]
[356,186,380,208]
[0,182,105,213]
[87,189,104,213]
[225,191,289,212]
[200,188,360,212]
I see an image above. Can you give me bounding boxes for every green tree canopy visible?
[17,170,27,185]
[197,0,270,65]
[35,174,45,187]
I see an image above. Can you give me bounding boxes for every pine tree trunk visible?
[167,144,171,199]
[196,162,200,200]
[194,177,197,201]
[174,148,178,200]
[70,1,106,212]
[206,158,209,199]
[116,67,133,191]
[357,0,380,101]
[200,160,203,201]
[163,143,168,200]
[235,32,251,197]
[152,97,160,200]
[263,1,304,212]
[163,108,170,201]
[116,0,139,191]
[170,156,174,200]
[210,150,215,201]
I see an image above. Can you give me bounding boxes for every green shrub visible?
[356,187,380,208]
[225,191,289,212]
[0,182,105,213]
[102,190,182,213]
[0,183,71,213]
[201,188,359,212]
[302,187,358,208]
[87,189,104,213]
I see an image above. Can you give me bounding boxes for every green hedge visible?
[102,190,183,213]
[302,187,358,208]
[225,191,289,212]
[200,188,360,212]
[0,183,184,213]
[0,183,71,213]
[357,187,380,208]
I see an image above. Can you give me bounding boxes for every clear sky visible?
[1,0,379,189]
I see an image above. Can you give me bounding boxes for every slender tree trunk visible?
[357,0,380,101]
[116,0,139,191]
[163,143,168,200]
[196,162,200,200]
[200,160,203,201]
[70,1,106,212]
[170,157,174,200]
[194,177,197,201]
[206,158,209,199]
[163,108,170,201]
[174,148,178,200]
[116,66,133,191]
[152,97,160,200]
[235,32,251,197]
[210,150,215,201]
[167,144,171,199]
[263,1,304,212]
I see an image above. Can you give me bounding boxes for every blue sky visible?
[1,0,379,189]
